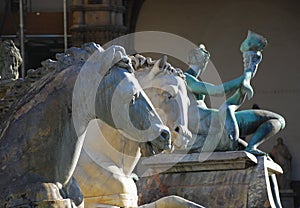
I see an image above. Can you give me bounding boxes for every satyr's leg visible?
[245,118,285,155]
[236,110,285,155]
[139,195,205,208]
[219,88,247,149]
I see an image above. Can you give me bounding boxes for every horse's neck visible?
[187,90,206,134]
[84,119,141,176]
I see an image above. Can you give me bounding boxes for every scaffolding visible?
[0,0,69,76]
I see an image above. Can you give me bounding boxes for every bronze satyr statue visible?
[185,31,285,155]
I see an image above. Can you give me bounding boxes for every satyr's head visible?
[187,44,210,78]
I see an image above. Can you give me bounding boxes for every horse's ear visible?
[152,55,168,76]
[96,45,127,76]
[159,55,168,68]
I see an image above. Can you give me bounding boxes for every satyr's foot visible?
[245,147,268,156]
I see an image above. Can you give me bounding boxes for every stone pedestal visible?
[280,189,295,208]
[137,151,283,208]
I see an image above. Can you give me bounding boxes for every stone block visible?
[137,151,283,208]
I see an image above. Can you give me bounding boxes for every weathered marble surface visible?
[137,151,282,208]
[3,182,75,208]
[0,40,22,80]
[0,43,173,207]
[74,54,199,208]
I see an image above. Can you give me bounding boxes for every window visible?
[88,0,103,4]
[11,0,20,12]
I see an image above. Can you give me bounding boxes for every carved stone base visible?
[30,199,74,208]
[83,194,138,208]
[0,182,77,208]
[136,151,283,208]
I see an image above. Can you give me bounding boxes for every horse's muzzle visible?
[140,128,171,157]
[151,128,172,153]
[173,125,192,149]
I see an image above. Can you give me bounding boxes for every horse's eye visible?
[163,92,173,100]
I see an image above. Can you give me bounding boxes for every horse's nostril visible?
[175,126,180,133]
[160,129,170,140]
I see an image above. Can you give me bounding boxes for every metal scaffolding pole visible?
[63,0,68,51]
[19,0,25,78]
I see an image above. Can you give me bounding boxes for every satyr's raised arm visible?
[185,70,246,97]
[240,30,267,99]
[185,44,252,98]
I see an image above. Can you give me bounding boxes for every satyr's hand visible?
[243,51,262,78]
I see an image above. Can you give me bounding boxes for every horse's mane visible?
[0,43,132,129]
[130,54,185,80]
[0,43,95,120]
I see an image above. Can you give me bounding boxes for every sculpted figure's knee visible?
[244,113,286,155]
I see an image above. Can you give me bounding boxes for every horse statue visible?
[0,43,172,207]
[132,54,192,151]
[73,49,205,207]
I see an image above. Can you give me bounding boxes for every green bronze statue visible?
[185,31,285,155]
